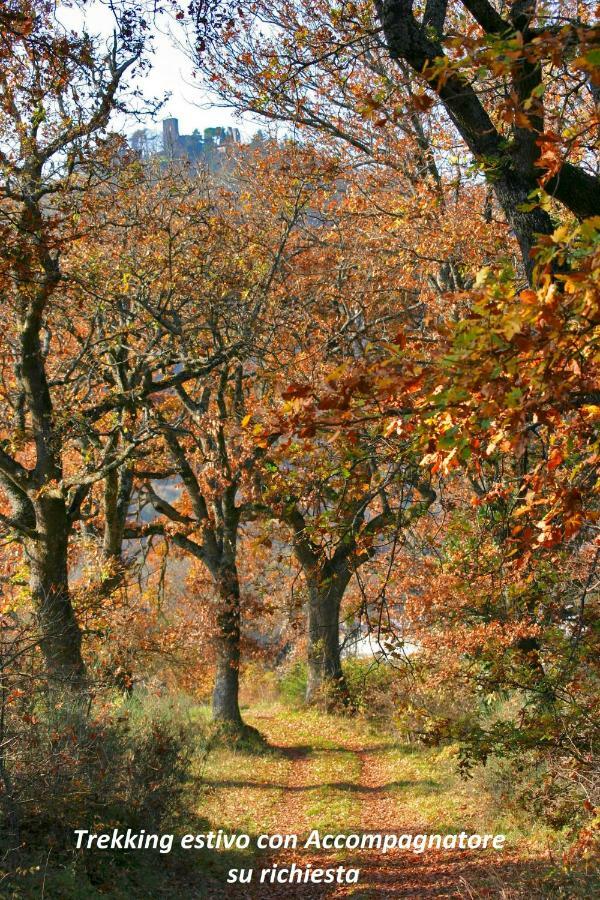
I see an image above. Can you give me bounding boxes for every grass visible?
[303,747,361,832]
[197,740,290,836]
[187,701,596,897]
[3,696,596,897]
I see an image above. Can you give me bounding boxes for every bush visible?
[277,661,308,706]
[239,663,280,708]
[473,749,600,894]
[0,685,206,897]
[277,657,402,719]
[340,657,395,718]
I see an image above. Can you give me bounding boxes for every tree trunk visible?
[101,465,134,595]
[305,568,351,707]
[212,562,244,728]
[492,171,554,283]
[103,466,133,559]
[26,496,84,685]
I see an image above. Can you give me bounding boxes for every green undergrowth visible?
[2,672,597,898]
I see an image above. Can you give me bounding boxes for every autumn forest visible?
[0,1,598,897]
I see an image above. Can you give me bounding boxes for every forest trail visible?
[196,704,547,899]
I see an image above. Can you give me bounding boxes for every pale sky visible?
[56,2,254,139]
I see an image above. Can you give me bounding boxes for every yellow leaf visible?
[501,311,523,339]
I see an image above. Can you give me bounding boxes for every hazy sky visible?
[57,2,253,138]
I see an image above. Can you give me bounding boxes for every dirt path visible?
[350,744,527,898]
[199,706,544,899]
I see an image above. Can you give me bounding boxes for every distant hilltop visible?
[162,117,241,160]
[129,118,243,165]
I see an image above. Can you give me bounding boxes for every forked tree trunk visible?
[212,563,244,728]
[26,496,85,684]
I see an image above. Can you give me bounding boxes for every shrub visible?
[0,684,206,896]
[277,661,308,706]
[340,657,396,718]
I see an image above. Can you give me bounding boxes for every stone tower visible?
[162,117,180,156]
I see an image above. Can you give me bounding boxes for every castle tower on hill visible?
[161,117,241,163]
[162,117,180,156]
